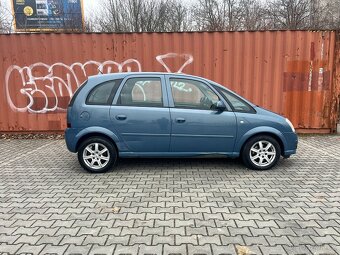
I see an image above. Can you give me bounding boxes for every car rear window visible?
[86,79,122,105]
[69,80,88,107]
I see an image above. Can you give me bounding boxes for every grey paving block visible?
[106,235,130,245]
[0,243,22,253]
[37,235,63,245]
[82,235,108,245]
[260,245,288,255]
[64,244,93,255]
[60,235,86,245]
[243,236,269,246]
[187,244,211,255]
[114,244,140,255]
[163,244,187,255]
[306,244,338,254]
[16,244,45,254]
[129,235,152,245]
[137,244,163,255]
[39,244,69,255]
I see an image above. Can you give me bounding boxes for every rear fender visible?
[75,127,126,152]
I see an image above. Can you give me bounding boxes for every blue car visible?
[65,72,298,173]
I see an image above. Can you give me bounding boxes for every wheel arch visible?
[236,127,287,156]
[75,127,121,153]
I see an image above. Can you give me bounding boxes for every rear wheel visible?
[242,135,281,170]
[78,136,117,173]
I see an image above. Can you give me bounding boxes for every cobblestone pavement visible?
[0,135,340,255]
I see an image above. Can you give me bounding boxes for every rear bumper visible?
[283,132,298,156]
[64,128,78,153]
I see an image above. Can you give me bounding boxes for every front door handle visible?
[175,117,185,123]
[116,114,127,120]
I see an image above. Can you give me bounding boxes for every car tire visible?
[242,135,281,170]
[77,136,117,173]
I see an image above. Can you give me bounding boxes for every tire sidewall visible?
[242,135,281,170]
[78,137,117,173]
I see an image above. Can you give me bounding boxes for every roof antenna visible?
[98,68,103,74]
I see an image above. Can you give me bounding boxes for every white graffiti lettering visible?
[5,53,193,113]
[156,53,194,73]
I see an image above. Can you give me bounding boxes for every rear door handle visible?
[115,114,127,120]
[175,117,185,123]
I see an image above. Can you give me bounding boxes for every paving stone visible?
[39,244,69,255]
[137,244,163,255]
[310,235,339,245]
[106,235,130,245]
[37,235,63,245]
[60,235,86,245]
[0,244,22,253]
[82,235,108,245]
[175,235,198,245]
[306,244,338,254]
[260,245,287,255]
[55,227,80,236]
[220,235,245,245]
[114,244,140,255]
[163,244,187,255]
[77,227,101,236]
[198,235,221,245]
[210,244,236,255]
[16,244,45,254]
[243,236,269,246]
[64,244,93,255]
[0,234,20,244]
[128,235,152,245]
[187,244,211,255]
[265,236,292,246]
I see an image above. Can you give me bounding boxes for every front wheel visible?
[242,135,281,170]
[78,137,117,173]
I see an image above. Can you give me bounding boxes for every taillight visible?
[67,122,71,128]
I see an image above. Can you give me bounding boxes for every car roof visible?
[87,72,203,81]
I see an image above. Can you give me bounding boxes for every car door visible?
[110,74,171,153]
[166,75,237,153]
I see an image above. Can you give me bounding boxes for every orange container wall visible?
[0,31,338,133]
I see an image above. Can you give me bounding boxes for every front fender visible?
[234,126,287,155]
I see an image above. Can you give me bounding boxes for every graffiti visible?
[5,53,193,113]
[156,53,193,73]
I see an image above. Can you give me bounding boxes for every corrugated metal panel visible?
[0,31,338,132]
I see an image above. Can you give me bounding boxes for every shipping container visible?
[0,31,339,133]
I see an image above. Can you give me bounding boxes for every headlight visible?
[285,118,295,132]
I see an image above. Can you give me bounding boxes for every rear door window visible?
[117,77,163,107]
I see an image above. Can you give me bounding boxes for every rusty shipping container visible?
[0,31,339,133]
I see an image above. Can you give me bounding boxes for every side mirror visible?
[211,100,226,111]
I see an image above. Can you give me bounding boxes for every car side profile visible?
[65,72,298,173]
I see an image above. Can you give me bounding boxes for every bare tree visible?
[0,3,14,33]
[193,0,241,31]
[266,0,310,29]
[238,0,267,30]
[165,1,192,31]
[320,0,340,29]
[92,0,192,32]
